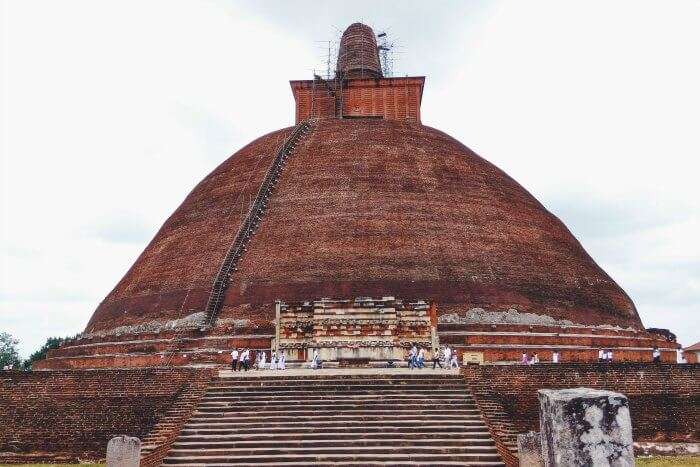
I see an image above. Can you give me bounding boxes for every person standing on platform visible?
[408,345,417,369]
[444,346,452,368]
[238,348,245,371]
[311,349,321,369]
[278,351,286,370]
[606,349,613,362]
[259,350,267,370]
[552,350,560,363]
[242,348,250,371]
[432,347,444,369]
[253,350,261,370]
[521,352,529,364]
[449,351,459,369]
[598,348,605,362]
[230,348,239,371]
[417,347,426,369]
[652,346,661,363]
[270,351,278,370]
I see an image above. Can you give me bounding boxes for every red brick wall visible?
[462,363,699,465]
[0,368,214,463]
[290,77,424,123]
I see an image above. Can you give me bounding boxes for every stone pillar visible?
[429,301,439,353]
[274,300,281,354]
[517,431,543,467]
[538,388,634,467]
[106,435,141,467]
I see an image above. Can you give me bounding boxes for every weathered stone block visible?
[106,435,141,467]
[518,431,543,467]
[538,388,634,467]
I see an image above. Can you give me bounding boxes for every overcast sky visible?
[2,0,699,358]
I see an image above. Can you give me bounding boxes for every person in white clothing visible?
[552,350,560,363]
[444,346,452,368]
[230,349,239,371]
[606,349,613,362]
[270,351,278,370]
[417,347,426,369]
[311,349,321,369]
[238,349,245,369]
[598,348,604,362]
[449,352,459,369]
[259,350,267,370]
[278,352,286,370]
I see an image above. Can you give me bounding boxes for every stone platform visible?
[220,367,460,378]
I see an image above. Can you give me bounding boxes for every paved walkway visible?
[220,367,461,377]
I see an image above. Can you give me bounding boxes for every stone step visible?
[162,452,503,464]
[194,407,482,416]
[207,381,465,388]
[155,373,502,466]
[163,461,505,467]
[208,381,466,389]
[184,420,488,431]
[180,425,492,436]
[172,438,496,449]
[176,432,494,442]
[197,399,477,409]
[187,417,485,426]
[200,393,472,402]
[167,445,499,457]
[213,375,463,382]
[203,390,471,399]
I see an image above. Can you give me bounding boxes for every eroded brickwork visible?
[0,368,214,463]
[86,127,294,333]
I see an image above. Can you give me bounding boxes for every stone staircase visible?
[161,372,504,466]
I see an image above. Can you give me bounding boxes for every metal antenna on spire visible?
[377,30,395,77]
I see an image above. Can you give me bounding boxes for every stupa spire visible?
[336,23,382,79]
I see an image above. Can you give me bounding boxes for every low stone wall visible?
[0,367,214,463]
[441,322,679,363]
[462,363,700,466]
[35,332,272,369]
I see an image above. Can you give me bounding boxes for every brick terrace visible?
[462,363,700,466]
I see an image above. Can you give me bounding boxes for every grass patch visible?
[636,457,700,466]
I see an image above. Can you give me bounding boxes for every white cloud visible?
[2,0,699,357]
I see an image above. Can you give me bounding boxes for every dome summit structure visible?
[38,23,678,369]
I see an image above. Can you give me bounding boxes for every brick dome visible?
[86,118,641,333]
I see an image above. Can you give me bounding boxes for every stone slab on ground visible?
[106,435,140,467]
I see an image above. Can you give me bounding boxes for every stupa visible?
[37,23,678,369]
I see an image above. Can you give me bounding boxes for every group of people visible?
[598,348,615,362]
[519,347,669,364]
[230,348,286,371]
[408,344,458,369]
[521,350,560,364]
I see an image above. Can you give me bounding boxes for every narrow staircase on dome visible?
[157,119,314,366]
[203,119,314,328]
[160,372,505,466]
